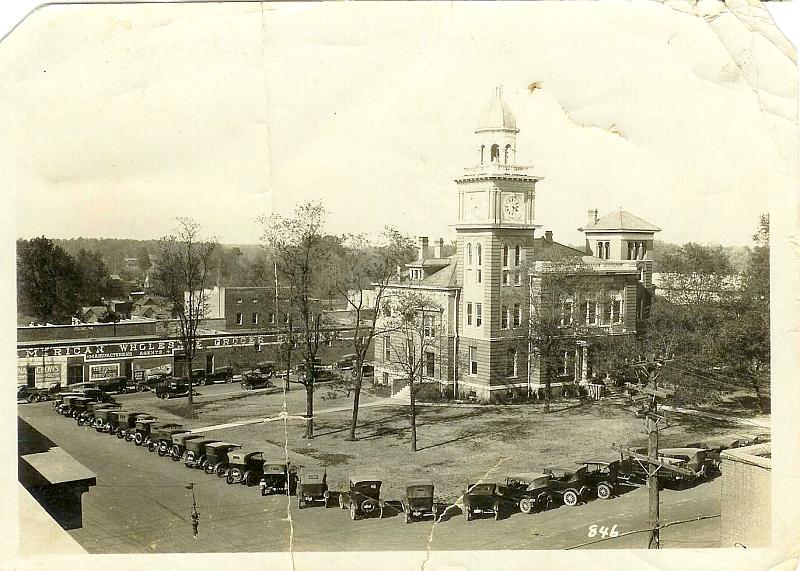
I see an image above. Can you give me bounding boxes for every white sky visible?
[1,1,797,247]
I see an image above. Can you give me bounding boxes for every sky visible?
[1,1,796,247]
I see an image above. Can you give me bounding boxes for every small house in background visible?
[79,306,106,323]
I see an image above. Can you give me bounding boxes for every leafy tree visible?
[17,237,82,324]
[75,248,109,304]
[381,291,442,451]
[136,246,152,273]
[338,228,417,441]
[260,201,330,439]
[150,218,217,410]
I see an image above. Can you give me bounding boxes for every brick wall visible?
[720,445,771,547]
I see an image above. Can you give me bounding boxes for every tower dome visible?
[476,85,518,134]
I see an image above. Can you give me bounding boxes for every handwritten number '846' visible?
[588,524,619,538]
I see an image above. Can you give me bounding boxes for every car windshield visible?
[407,486,433,497]
[468,483,495,495]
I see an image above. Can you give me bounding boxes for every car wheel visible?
[298,499,305,509]
[563,490,579,507]
[116,428,125,439]
[159,392,170,400]
[134,433,144,446]
[28,394,38,403]
[226,473,235,485]
[215,464,227,478]
[349,503,358,521]
[596,483,613,500]
[519,498,533,514]
[157,445,168,457]
[242,383,252,390]
[204,463,214,475]
[136,384,146,392]
[225,377,233,384]
[77,417,86,426]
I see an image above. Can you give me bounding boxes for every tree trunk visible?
[410,378,417,452]
[543,354,551,414]
[285,344,291,393]
[304,381,314,439]
[348,370,364,441]
[186,357,194,406]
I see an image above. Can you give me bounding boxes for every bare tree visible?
[151,218,217,410]
[381,291,442,452]
[338,228,416,441]
[260,201,328,439]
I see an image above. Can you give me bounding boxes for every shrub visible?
[415,383,448,402]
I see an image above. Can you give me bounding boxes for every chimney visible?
[434,238,444,258]
[544,230,553,242]
[418,236,429,260]
[587,209,598,227]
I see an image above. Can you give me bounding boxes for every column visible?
[581,345,588,383]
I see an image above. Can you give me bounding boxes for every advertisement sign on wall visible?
[16,364,62,384]
[89,363,120,381]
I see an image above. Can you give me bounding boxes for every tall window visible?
[501,306,509,329]
[383,337,391,360]
[504,144,512,164]
[477,244,482,266]
[467,243,472,266]
[466,302,473,326]
[502,245,509,267]
[469,346,478,375]
[252,312,259,325]
[480,145,485,164]
[586,301,597,325]
[491,144,500,162]
[423,315,435,337]
[514,271,521,286]
[477,269,482,284]
[236,312,243,326]
[605,242,611,259]
[269,312,276,324]
[561,301,573,326]
[425,352,435,377]
[514,304,521,328]
[503,271,510,286]
[476,303,482,327]
[612,300,622,323]
[514,245,521,266]
[507,348,518,377]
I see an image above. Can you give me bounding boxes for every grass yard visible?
[176,392,745,502]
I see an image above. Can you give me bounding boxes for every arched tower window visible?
[490,144,500,162]
[605,242,611,260]
[480,145,485,164]
[467,243,472,266]
[504,144,512,164]
[514,245,521,266]
[502,245,509,267]
[476,244,482,266]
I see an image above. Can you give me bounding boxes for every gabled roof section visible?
[580,210,661,233]
[421,257,460,288]
[531,238,588,261]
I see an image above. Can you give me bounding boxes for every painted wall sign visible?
[16,364,62,384]
[89,363,120,380]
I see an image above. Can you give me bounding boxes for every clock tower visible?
[454,86,543,401]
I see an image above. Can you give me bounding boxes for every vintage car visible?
[18,384,62,403]
[67,397,97,419]
[225,450,265,486]
[339,475,384,520]
[53,392,83,412]
[259,461,299,496]
[57,395,89,416]
[241,362,277,390]
[401,480,439,523]
[104,411,151,437]
[155,379,195,399]
[74,387,116,404]
[657,447,714,483]
[541,466,590,507]
[334,354,358,372]
[183,438,219,469]
[298,366,338,384]
[203,442,242,477]
[92,407,128,433]
[170,433,205,461]
[130,418,160,445]
[577,457,634,500]
[77,402,121,426]
[95,376,131,394]
[463,481,504,521]
[295,468,329,509]
[148,426,188,456]
[202,366,235,385]
[499,473,554,514]
[134,374,171,392]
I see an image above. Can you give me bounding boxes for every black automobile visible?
[296,468,329,509]
[334,354,358,372]
[77,402,121,426]
[203,442,242,477]
[95,376,131,394]
[225,450,265,486]
[73,387,116,404]
[202,366,235,385]
[463,482,503,521]
[499,473,554,514]
[339,475,384,520]
[105,411,152,437]
[170,433,206,462]
[298,366,338,384]
[401,480,439,523]
[53,393,84,414]
[259,460,298,496]
[148,426,187,456]
[155,379,195,399]
[67,397,98,420]
[541,466,590,507]
[183,438,219,469]
[577,458,633,500]
[134,373,171,392]
[241,362,276,390]
[18,384,62,403]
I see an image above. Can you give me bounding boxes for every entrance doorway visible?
[26,366,36,388]
[123,361,133,379]
[206,354,214,374]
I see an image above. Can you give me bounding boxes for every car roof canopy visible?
[350,475,381,485]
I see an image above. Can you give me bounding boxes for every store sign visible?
[16,364,62,383]
[89,363,120,380]
[18,334,274,360]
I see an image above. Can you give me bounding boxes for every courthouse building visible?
[374,87,659,403]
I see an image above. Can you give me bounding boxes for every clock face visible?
[503,194,522,220]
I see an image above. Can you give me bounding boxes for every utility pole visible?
[186,483,199,538]
[613,356,689,550]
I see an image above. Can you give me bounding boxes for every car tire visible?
[216,464,227,478]
[563,490,579,507]
[596,483,613,500]
[241,383,252,390]
[225,377,233,384]
[77,417,86,426]
[298,499,305,509]
[116,428,126,439]
[134,433,144,446]
[519,498,533,514]
[226,473,236,485]
[349,503,358,521]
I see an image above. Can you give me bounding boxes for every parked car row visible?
[46,392,768,524]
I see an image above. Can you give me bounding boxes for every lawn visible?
[169,391,746,502]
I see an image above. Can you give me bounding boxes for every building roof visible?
[476,86,518,133]
[420,258,460,288]
[580,210,661,233]
[531,237,588,261]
